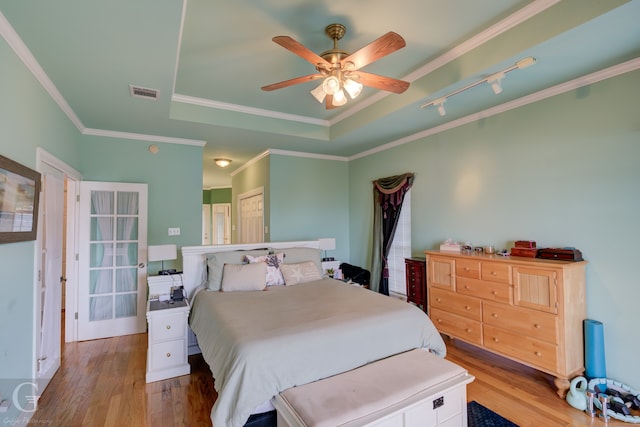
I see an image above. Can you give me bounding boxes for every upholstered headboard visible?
[181,240,322,300]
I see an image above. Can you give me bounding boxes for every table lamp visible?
[148,244,177,275]
[318,238,336,261]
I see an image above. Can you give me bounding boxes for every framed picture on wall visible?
[0,154,41,243]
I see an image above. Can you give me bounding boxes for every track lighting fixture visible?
[420,56,536,113]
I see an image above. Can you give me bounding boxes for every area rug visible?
[468,401,519,427]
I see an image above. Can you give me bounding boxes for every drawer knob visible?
[492,291,498,295]
[166,352,171,358]
[464,267,470,272]
[465,328,471,333]
[437,319,443,324]
[464,305,471,311]
[491,271,497,276]
[535,351,542,357]
[534,323,541,329]
[166,325,171,330]
[493,337,499,343]
[492,313,498,318]
[436,298,442,302]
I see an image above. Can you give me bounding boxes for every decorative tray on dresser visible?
[425,250,587,398]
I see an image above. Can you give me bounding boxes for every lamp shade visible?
[318,238,336,251]
[148,244,177,262]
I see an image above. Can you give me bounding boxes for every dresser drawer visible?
[150,312,186,342]
[150,339,187,370]
[481,262,511,284]
[430,287,481,321]
[483,324,558,372]
[456,277,512,304]
[456,259,480,279]
[430,308,482,345]
[483,300,558,344]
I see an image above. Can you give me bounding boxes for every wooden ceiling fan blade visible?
[341,32,406,70]
[272,36,331,68]
[261,74,324,91]
[356,71,410,94]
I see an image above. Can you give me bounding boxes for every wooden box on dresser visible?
[425,250,587,398]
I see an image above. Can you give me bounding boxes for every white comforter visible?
[189,278,446,427]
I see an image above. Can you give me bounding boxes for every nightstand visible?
[145,299,190,383]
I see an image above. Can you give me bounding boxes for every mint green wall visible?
[203,187,231,204]
[0,37,82,421]
[269,155,349,262]
[230,156,269,243]
[79,136,203,272]
[349,70,640,389]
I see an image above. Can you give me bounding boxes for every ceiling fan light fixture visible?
[214,158,231,168]
[343,78,363,99]
[322,76,340,95]
[332,89,348,107]
[310,83,327,103]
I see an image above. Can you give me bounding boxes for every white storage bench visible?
[272,349,474,427]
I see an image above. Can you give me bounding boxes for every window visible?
[387,190,411,295]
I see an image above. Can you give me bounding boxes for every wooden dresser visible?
[405,257,427,312]
[425,250,586,397]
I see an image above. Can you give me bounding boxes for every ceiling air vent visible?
[129,85,159,101]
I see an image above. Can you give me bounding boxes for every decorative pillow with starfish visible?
[245,252,285,286]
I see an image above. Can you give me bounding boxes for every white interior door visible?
[36,169,64,389]
[78,181,148,341]
[238,189,263,244]
[212,203,230,244]
[202,204,212,245]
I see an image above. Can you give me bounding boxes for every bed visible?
[181,241,446,427]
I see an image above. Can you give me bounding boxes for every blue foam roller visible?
[584,319,606,379]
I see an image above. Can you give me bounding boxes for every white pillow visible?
[245,253,285,286]
[280,261,322,286]
[206,249,269,291]
[220,262,267,292]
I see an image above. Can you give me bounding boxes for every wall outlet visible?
[168,227,180,236]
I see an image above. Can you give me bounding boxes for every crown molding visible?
[267,148,348,162]
[172,94,330,126]
[82,128,206,147]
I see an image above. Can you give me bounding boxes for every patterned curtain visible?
[370,173,414,295]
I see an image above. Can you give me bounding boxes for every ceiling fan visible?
[261,23,410,109]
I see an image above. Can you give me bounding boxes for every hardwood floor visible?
[28,333,631,426]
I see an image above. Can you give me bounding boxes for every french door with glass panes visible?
[78,181,148,341]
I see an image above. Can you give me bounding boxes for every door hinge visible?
[76,194,80,202]
[76,253,79,261]
[75,312,78,320]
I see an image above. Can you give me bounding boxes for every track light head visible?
[436,98,446,116]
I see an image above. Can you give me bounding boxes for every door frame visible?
[34,148,81,382]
